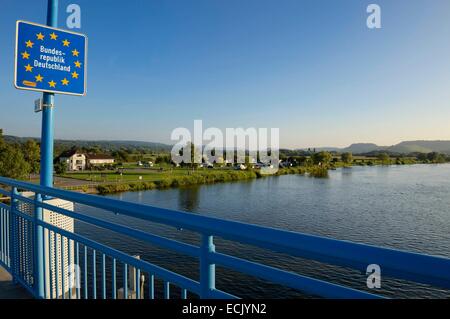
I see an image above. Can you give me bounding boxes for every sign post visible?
[13,0,87,298]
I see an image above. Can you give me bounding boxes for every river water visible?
[75,164,450,298]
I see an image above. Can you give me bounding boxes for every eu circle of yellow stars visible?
[21,30,82,89]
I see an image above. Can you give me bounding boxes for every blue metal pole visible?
[34,0,58,300]
[40,0,58,189]
[34,194,45,298]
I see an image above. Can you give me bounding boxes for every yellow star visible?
[61,78,69,86]
[21,51,30,59]
[25,40,34,48]
[24,64,33,72]
[35,74,43,82]
[74,60,82,68]
[62,39,70,47]
[48,80,56,88]
[50,32,58,40]
[71,49,79,57]
[36,32,45,40]
[71,71,79,79]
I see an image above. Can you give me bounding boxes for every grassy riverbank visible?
[94,167,321,194]
[58,157,433,195]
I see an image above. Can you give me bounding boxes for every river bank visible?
[55,159,448,195]
[95,166,328,194]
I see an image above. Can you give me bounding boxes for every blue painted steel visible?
[92,249,97,299]
[40,0,58,189]
[149,274,154,299]
[76,242,80,299]
[1,176,450,299]
[9,188,18,282]
[112,258,116,299]
[102,254,106,299]
[200,235,215,298]
[40,96,54,189]
[54,233,59,298]
[61,236,65,299]
[84,245,87,299]
[123,264,128,299]
[34,193,44,298]
[68,239,72,299]
[164,281,170,299]
[48,230,53,298]
[36,219,201,294]
[136,268,141,299]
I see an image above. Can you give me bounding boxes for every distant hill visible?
[3,135,173,152]
[4,134,450,155]
[303,141,450,155]
[343,143,384,154]
[387,141,450,154]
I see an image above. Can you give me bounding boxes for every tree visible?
[0,129,4,148]
[311,151,332,165]
[377,153,390,164]
[54,161,67,175]
[0,143,31,179]
[341,152,353,164]
[427,152,446,163]
[23,140,40,174]
[417,153,428,162]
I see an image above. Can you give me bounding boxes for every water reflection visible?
[178,186,200,211]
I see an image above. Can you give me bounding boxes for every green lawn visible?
[60,168,232,183]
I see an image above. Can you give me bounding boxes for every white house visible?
[58,150,86,171]
[58,151,115,171]
[87,154,115,167]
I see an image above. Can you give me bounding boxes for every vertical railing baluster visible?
[200,235,216,298]
[92,249,97,299]
[123,264,128,299]
[182,288,187,299]
[84,246,88,299]
[112,258,116,299]
[1,208,4,264]
[102,254,106,299]
[48,230,53,299]
[76,242,80,299]
[61,236,65,299]
[10,187,18,282]
[136,268,141,299]
[6,207,9,268]
[34,193,45,299]
[54,233,59,299]
[68,239,72,299]
[164,281,170,299]
[1,208,3,263]
[149,274,154,299]
[43,228,47,299]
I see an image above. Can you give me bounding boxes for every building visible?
[58,150,86,171]
[58,151,115,171]
[86,154,115,168]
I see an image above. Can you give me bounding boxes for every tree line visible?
[0,129,40,179]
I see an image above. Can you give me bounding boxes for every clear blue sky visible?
[1,0,450,148]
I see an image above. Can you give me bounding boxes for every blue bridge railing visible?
[0,176,449,299]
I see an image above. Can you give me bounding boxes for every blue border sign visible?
[15,20,87,96]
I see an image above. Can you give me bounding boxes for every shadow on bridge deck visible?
[0,266,32,299]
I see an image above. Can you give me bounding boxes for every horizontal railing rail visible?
[0,176,450,299]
